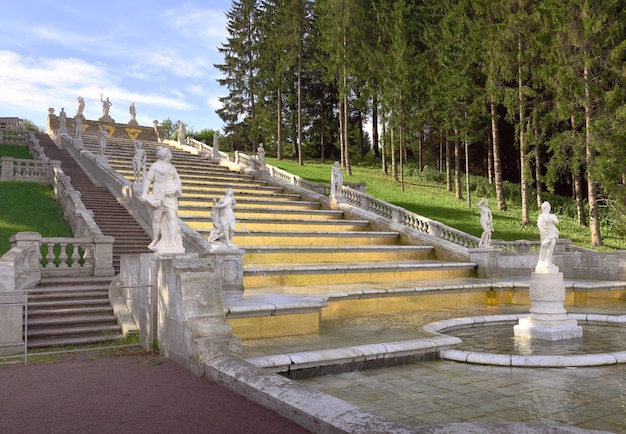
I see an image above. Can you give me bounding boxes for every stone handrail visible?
[0,157,57,183]
[0,127,30,146]
[266,165,327,195]
[0,232,114,291]
[339,185,481,249]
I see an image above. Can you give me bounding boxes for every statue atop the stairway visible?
[141,146,184,254]
[212,131,221,158]
[536,201,559,273]
[330,161,343,196]
[99,94,113,122]
[477,198,493,247]
[132,140,147,183]
[98,125,108,156]
[76,96,85,119]
[209,188,236,247]
[58,108,67,133]
[128,102,138,126]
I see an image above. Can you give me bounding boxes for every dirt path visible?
[1,350,310,433]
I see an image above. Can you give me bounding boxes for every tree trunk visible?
[454,128,462,200]
[391,121,397,182]
[445,131,452,192]
[518,31,529,225]
[465,139,471,207]
[490,100,507,210]
[277,88,283,160]
[381,112,387,174]
[571,116,586,226]
[584,62,602,246]
[297,46,303,166]
[372,94,379,158]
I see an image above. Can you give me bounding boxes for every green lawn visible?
[0,145,73,254]
[267,158,626,251]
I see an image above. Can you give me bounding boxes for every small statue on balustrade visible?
[209,188,236,247]
[330,161,343,196]
[98,125,108,156]
[477,198,493,247]
[132,140,147,183]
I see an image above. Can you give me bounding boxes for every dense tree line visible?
[215,0,626,246]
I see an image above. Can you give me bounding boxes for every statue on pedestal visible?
[132,140,146,183]
[178,121,186,145]
[536,201,559,273]
[129,102,138,125]
[76,96,85,119]
[99,94,114,122]
[58,108,67,133]
[98,125,108,156]
[209,188,236,247]
[477,198,493,247]
[141,147,184,254]
[330,161,343,196]
[257,143,266,170]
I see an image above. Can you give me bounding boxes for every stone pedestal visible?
[0,292,26,356]
[514,272,582,340]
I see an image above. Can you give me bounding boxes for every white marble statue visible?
[141,146,184,253]
[100,94,112,117]
[129,103,137,122]
[257,143,266,169]
[178,121,186,144]
[74,115,83,139]
[477,198,493,247]
[536,201,559,273]
[132,140,147,183]
[212,131,221,158]
[58,108,67,133]
[76,96,85,119]
[330,161,343,196]
[209,188,236,247]
[98,125,108,156]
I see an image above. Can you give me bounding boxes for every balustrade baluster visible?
[58,243,69,267]
[70,244,81,267]
[45,243,56,268]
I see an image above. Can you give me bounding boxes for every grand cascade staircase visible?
[84,136,477,292]
[29,132,476,347]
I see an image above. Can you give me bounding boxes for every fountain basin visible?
[426,313,626,367]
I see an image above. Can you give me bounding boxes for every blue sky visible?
[0,1,232,133]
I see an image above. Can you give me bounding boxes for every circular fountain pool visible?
[424,313,626,367]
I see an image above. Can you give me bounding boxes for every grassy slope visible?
[0,145,73,254]
[267,158,625,251]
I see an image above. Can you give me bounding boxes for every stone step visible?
[242,245,435,264]
[179,200,321,214]
[178,192,302,203]
[27,314,117,327]
[181,208,344,221]
[28,306,114,317]
[186,218,371,232]
[27,334,124,349]
[230,230,400,247]
[242,261,477,288]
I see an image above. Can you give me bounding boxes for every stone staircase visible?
[25,133,152,348]
[26,276,122,348]
[85,136,477,292]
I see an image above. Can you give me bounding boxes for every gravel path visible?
[1,350,310,433]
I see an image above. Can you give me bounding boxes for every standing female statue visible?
[536,201,559,273]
